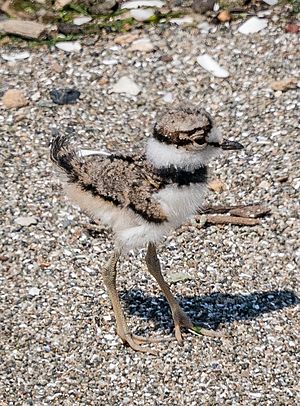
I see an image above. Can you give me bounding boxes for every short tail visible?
[50,134,79,182]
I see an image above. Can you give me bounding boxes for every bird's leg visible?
[102,250,168,354]
[145,242,193,344]
[145,243,223,344]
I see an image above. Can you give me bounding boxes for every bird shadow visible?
[121,289,299,331]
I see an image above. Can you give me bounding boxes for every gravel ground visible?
[1,8,300,405]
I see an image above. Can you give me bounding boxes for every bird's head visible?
[147,106,243,170]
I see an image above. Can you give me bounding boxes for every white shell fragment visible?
[111,76,141,96]
[55,41,82,52]
[263,0,278,5]
[130,8,155,21]
[197,54,229,78]
[130,37,154,52]
[102,59,119,65]
[213,3,220,11]
[28,287,40,296]
[73,16,92,26]
[15,216,37,226]
[1,51,30,61]
[238,17,268,35]
[167,272,194,284]
[121,0,164,9]
[162,92,174,103]
[198,22,213,34]
[170,16,194,25]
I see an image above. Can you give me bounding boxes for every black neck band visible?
[155,165,208,186]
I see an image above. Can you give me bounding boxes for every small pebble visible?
[263,0,278,5]
[111,76,141,95]
[2,89,28,108]
[197,54,229,78]
[170,16,194,25]
[15,216,37,226]
[121,0,164,9]
[49,88,81,105]
[28,287,40,296]
[162,92,174,103]
[1,51,30,61]
[73,16,92,26]
[130,8,155,21]
[102,59,119,65]
[238,17,268,35]
[130,37,154,52]
[55,41,81,52]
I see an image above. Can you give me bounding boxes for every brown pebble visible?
[208,178,226,193]
[217,10,231,23]
[271,78,297,92]
[99,77,109,85]
[285,23,299,33]
[51,62,63,73]
[114,33,139,45]
[160,55,173,63]
[2,89,28,109]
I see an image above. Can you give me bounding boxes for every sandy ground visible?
[1,7,299,405]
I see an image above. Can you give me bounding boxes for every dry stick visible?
[200,203,258,215]
[201,203,271,218]
[206,215,260,226]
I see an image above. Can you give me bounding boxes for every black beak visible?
[221,139,244,150]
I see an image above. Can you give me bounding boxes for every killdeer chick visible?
[50,106,243,354]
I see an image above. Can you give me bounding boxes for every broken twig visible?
[200,203,271,218]
[206,215,260,226]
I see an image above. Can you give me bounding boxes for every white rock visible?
[130,8,155,21]
[73,16,92,26]
[263,0,277,5]
[238,17,268,35]
[198,21,212,33]
[112,76,141,96]
[259,180,271,189]
[257,10,272,17]
[292,178,300,190]
[15,216,37,226]
[197,54,229,78]
[104,334,116,340]
[121,0,164,9]
[162,92,174,103]
[28,287,40,296]
[54,0,72,9]
[130,37,154,52]
[1,51,30,61]
[102,59,119,65]
[167,272,193,284]
[170,16,194,25]
[55,41,81,52]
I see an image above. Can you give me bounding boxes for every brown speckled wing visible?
[76,153,168,223]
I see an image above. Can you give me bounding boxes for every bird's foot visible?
[117,329,173,355]
[172,306,225,343]
[172,306,193,344]
[189,325,226,338]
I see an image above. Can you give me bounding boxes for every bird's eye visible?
[193,137,206,145]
